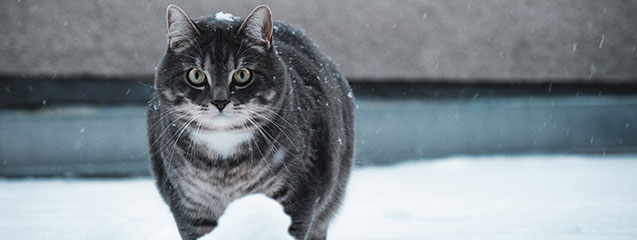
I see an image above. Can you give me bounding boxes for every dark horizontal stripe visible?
[271,185,289,200]
[243,164,284,193]
[188,218,217,227]
[176,180,221,206]
[2,74,636,109]
[0,74,154,109]
[178,194,210,210]
[351,80,637,99]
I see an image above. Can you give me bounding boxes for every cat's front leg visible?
[285,192,321,240]
[287,211,315,240]
[171,207,218,240]
[176,218,218,240]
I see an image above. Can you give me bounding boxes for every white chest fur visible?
[192,130,253,158]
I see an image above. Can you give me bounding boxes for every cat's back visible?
[272,22,353,109]
[272,22,324,65]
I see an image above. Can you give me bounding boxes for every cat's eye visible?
[233,68,252,86]
[187,68,206,87]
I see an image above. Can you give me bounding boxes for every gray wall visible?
[2,0,636,82]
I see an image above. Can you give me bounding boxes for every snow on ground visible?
[200,194,293,240]
[1,155,637,240]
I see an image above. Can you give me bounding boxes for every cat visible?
[146,4,355,240]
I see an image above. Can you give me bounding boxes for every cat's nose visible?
[212,100,230,112]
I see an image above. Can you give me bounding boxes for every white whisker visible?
[242,108,300,152]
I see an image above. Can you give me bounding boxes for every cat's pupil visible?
[195,72,200,79]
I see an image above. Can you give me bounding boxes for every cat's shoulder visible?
[272,22,313,45]
[273,22,304,35]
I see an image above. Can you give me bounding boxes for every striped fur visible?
[147,5,354,240]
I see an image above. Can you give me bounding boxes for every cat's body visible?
[147,5,354,240]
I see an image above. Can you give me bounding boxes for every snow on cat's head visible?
[214,11,237,22]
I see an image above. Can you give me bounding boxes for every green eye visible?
[233,68,252,86]
[187,68,206,87]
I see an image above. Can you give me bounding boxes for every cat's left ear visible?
[166,4,200,50]
[238,5,273,49]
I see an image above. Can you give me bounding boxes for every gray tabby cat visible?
[146,4,354,240]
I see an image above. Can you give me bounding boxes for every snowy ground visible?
[1,155,637,240]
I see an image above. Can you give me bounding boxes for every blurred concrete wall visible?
[1,0,636,82]
[3,94,637,177]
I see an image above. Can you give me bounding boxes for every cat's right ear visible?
[166,4,199,50]
[238,5,273,49]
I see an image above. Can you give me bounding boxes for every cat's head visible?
[154,5,286,132]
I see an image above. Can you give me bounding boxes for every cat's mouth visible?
[190,111,253,132]
[172,103,268,132]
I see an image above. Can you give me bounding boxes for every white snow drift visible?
[1,155,636,240]
[199,194,293,240]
